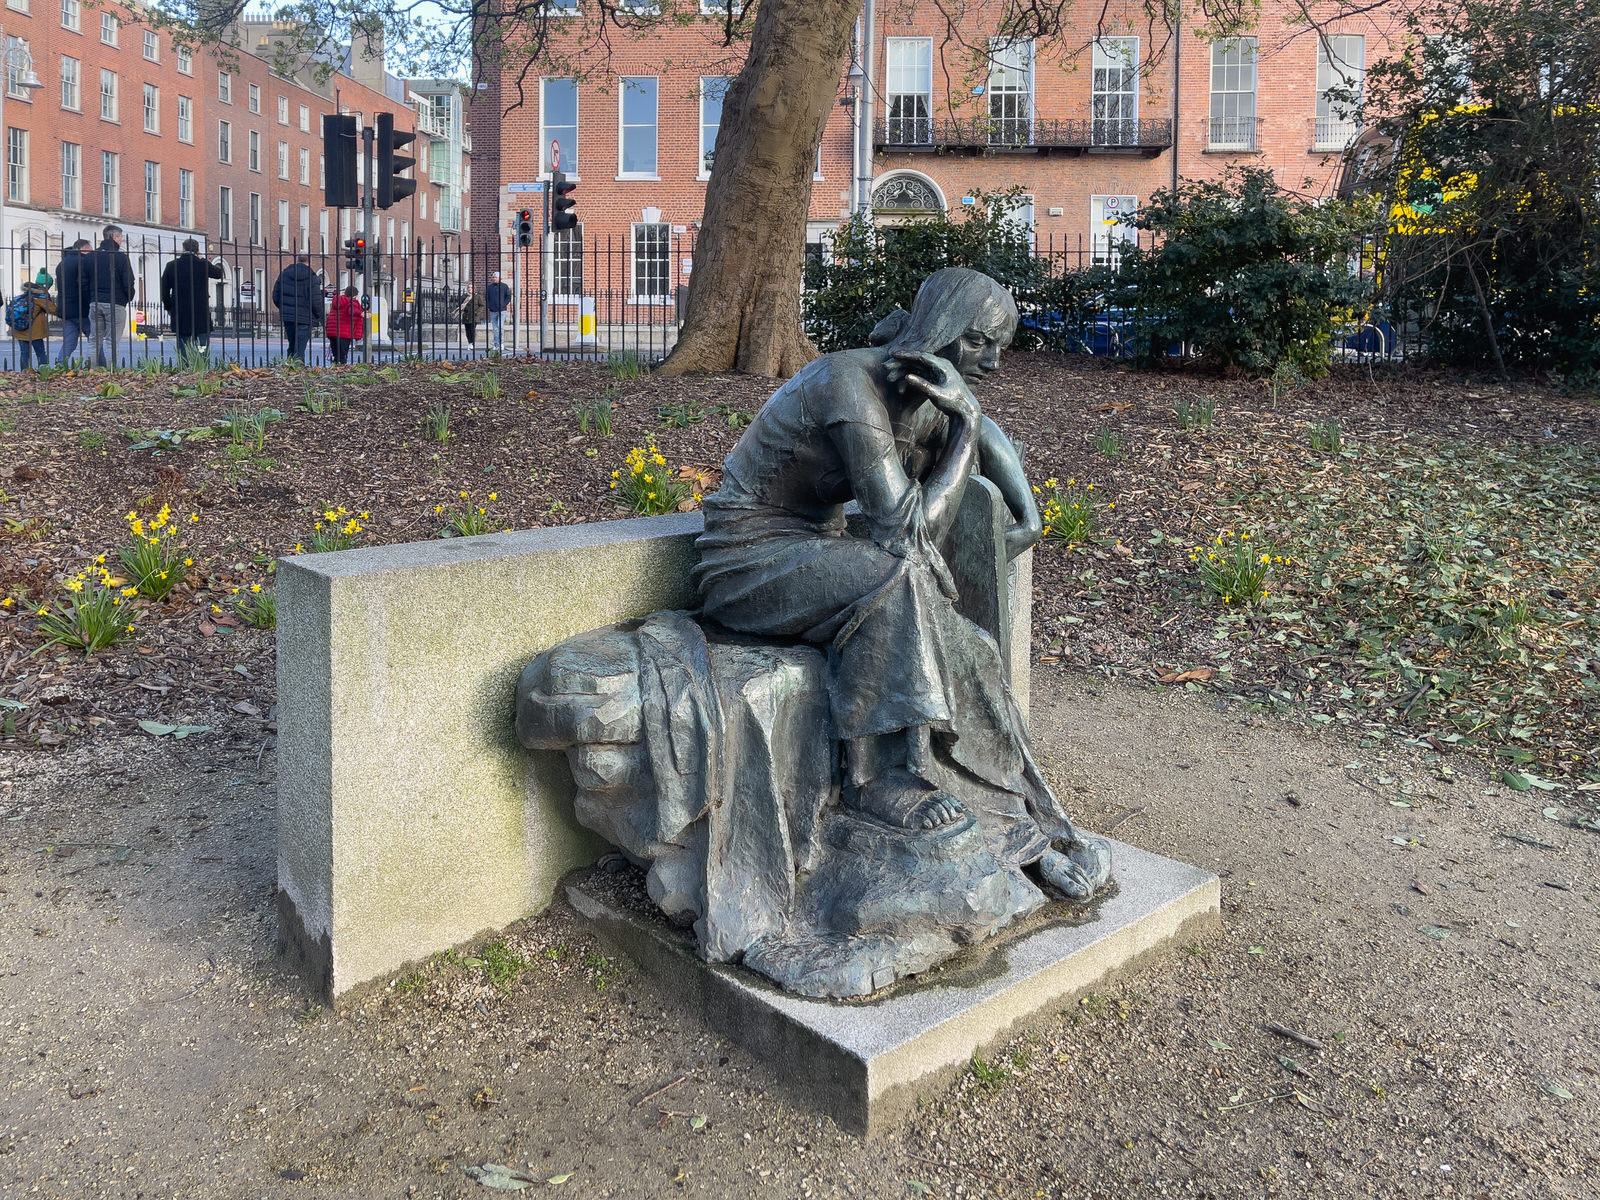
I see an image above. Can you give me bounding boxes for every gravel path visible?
[2,670,1595,1198]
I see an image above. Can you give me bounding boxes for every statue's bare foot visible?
[847,768,967,830]
[1038,837,1114,900]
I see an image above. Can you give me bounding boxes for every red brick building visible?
[470,0,1412,316]
[0,0,468,327]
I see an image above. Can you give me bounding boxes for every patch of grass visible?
[1094,427,1125,458]
[1269,361,1306,408]
[423,402,452,443]
[379,366,402,385]
[135,357,168,380]
[16,392,51,406]
[437,491,499,538]
[216,406,282,451]
[297,385,347,415]
[572,398,613,436]
[657,401,705,429]
[1190,530,1278,607]
[968,1053,1010,1090]
[77,429,109,450]
[0,417,14,434]
[470,371,503,400]
[1308,417,1342,454]
[1199,438,1600,770]
[477,940,534,991]
[1175,394,1216,431]
[1038,477,1100,545]
[175,343,212,375]
[607,350,648,380]
[581,948,614,992]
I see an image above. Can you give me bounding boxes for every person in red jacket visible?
[325,286,364,364]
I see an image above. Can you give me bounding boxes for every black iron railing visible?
[877,117,1174,152]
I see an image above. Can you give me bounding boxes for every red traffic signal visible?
[516,209,536,248]
[551,171,578,232]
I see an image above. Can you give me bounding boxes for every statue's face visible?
[941,303,1014,385]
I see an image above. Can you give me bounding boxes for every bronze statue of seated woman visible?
[518,268,1112,998]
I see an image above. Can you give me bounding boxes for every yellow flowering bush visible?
[36,562,137,655]
[306,504,369,553]
[232,581,277,630]
[1190,530,1286,605]
[439,491,500,538]
[611,445,697,516]
[1036,477,1100,545]
[117,505,193,600]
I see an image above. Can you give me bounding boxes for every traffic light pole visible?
[539,180,550,358]
[361,122,376,364]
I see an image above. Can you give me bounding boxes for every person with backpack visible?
[8,271,58,371]
[459,291,484,349]
[87,224,136,368]
[160,238,225,360]
[54,239,93,366]
[271,254,325,362]
[324,286,364,364]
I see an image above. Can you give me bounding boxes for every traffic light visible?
[551,170,578,232]
[323,114,359,208]
[344,237,367,273]
[375,112,417,209]
[515,209,535,248]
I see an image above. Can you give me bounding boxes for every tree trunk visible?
[658,0,859,379]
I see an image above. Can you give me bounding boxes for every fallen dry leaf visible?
[1088,402,1134,414]
[1159,668,1215,684]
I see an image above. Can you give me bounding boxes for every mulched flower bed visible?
[2,353,1597,793]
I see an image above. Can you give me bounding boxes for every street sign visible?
[508,182,545,193]
[550,139,561,171]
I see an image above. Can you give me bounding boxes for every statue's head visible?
[871,268,1018,385]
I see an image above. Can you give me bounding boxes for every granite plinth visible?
[567,838,1219,1136]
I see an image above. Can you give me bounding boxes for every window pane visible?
[700,77,728,172]
[620,77,657,174]
[542,79,578,173]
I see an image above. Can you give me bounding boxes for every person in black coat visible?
[53,239,94,366]
[161,238,225,359]
[87,224,136,368]
[271,254,325,362]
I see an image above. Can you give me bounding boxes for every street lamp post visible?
[0,33,42,295]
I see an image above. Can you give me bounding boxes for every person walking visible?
[54,239,93,366]
[485,271,511,352]
[7,272,57,371]
[271,254,325,362]
[324,286,363,364]
[160,238,225,360]
[459,290,484,348]
[88,224,136,368]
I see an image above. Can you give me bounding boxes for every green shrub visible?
[1111,167,1373,377]
[803,189,1045,353]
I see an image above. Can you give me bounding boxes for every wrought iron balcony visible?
[876,116,1173,156]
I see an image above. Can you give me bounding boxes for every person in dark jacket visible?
[87,224,136,368]
[54,239,93,366]
[271,254,325,362]
[485,270,511,352]
[160,238,225,360]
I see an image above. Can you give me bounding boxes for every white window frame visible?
[177,96,192,143]
[548,224,583,302]
[277,95,289,124]
[617,76,659,180]
[698,0,742,13]
[142,29,159,62]
[544,0,579,13]
[1090,195,1137,266]
[277,140,289,179]
[60,55,79,110]
[298,104,309,132]
[101,149,118,216]
[218,185,232,241]
[1314,34,1365,151]
[143,83,159,134]
[99,11,117,45]
[218,120,231,163]
[249,191,261,246]
[248,129,260,172]
[540,77,578,177]
[218,71,231,104]
[6,127,27,202]
[698,76,729,179]
[318,209,328,252]
[5,0,28,13]
[630,221,670,302]
[61,139,79,209]
[248,82,260,114]
[99,68,117,122]
[178,167,193,228]
[278,198,289,249]
[4,37,30,101]
[299,203,310,250]
[176,47,192,75]
[144,160,159,223]
[1208,37,1257,150]
[299,146,310,185]
[987,38,1033,146]
[59,0,77,31]
[1091,37,1139,146]
[885,38,933,144]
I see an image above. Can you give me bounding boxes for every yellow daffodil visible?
[251,583,262,593]
[487,493,497,502]
[184,558,194,567]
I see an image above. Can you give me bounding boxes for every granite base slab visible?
[566,838,1220,1136]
